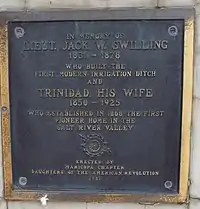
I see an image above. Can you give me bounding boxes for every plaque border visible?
[0,9,194,203]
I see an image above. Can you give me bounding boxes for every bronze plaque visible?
[0,9,193,203]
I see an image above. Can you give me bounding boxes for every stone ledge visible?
[87,203,145,209]
[0,0,25,11]
[189,198,200,209]
[193,5,200,99]
[190,98,200,198]
[8,201,86,209]
[158,0,195,7]
[87,203,187,209]
[26,0,107,9]
[103,0,157,8]
[26,0,157,9]
[0,200,6,209]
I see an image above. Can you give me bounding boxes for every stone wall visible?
[0,0,199,209]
